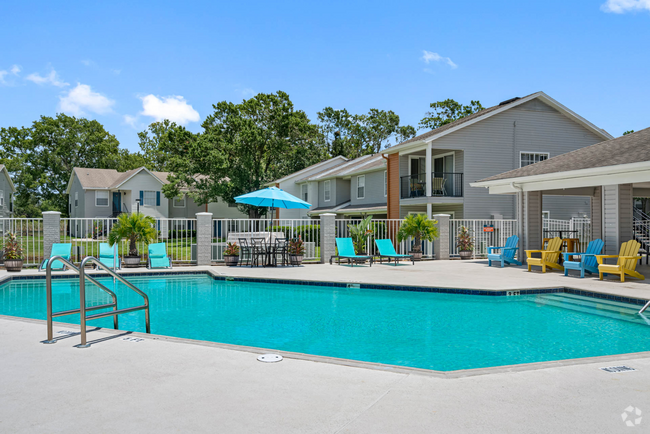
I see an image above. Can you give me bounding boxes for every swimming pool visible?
[1,273,649,371]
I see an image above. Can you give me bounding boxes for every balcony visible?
[400,172,463,199]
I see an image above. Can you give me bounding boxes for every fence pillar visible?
[433,214,450,260]
[320,213,336,264]
[42,211,62,259]
[196,212,213,266]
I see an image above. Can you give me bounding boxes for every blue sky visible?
[1,0,649,152]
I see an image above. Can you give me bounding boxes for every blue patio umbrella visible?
[234,186,311,210]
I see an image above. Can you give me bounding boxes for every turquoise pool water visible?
[1,274,649,371]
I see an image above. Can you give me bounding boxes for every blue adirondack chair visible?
[562,238,604,278]
[487,235,521,267]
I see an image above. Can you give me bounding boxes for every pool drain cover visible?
[257,354,283,363]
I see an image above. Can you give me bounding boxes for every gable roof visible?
[474,127,650,184]
[300,154,385,182]
[383,92,613,154]
[269,156,349,185]
[0,165,17,193]
[67,167,170,193]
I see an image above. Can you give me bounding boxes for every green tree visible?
[623,130,635,135]
[419,99,484,130]
[161,91,327,217]
[318,107,415,159]
[137,120,180,171]
[0,114,127,216]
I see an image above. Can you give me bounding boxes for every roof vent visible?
[499,97,520,106]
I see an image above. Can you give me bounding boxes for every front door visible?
[113,192,121,214]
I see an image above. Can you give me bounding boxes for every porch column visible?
[425,142,432,197]
[591,186,602,241]
[195,212,213,266]
[602,184,633,255]
[522,191,542,252]
[433,213,450,260]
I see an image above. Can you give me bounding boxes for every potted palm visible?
[4,232,24,272]
[108,213,157,268]
[348,215,374,254]
[456,226,474,260]
[397,214,439,260]
[289,237,305,265]
[224,242,240,266]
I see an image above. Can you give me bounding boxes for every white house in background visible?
[0,164,16,218]
[66,166,247,220]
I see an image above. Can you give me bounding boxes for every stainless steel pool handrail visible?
[42,255,150,347]
[640,300,650,314]
[78,257,150,348]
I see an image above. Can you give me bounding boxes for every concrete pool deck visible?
[1,260,650,432]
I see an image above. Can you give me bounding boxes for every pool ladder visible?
[42,255,150,348]
[641,300,650,314]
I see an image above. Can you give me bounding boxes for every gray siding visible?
[336,179,350,203]
[350,170,385,206]
[0,171,12,217]
[523,191,543,251]
[69,176,86,218]
[84,190,113,218]
[603,184,633,254]
[591,187,602,240]
[542,196,591,220]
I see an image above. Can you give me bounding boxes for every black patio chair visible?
[238,238,252,267]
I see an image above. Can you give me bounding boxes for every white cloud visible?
[81,59,95,67]
[123,114,138,128]
[601,0,650,13]
[0,65,22,85]
[59,83,115,116]
[139,95,200,125]
[25,68,69,87]
[421,50,457,69]
[10,65,21,75]
[0,70,7,84]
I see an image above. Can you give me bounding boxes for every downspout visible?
[511,182,524,260]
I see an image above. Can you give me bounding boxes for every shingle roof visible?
[73,167,171,189]
[303,154,385,181]
[385,92,540,150]
[477,127,650,183]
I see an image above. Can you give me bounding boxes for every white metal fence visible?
[212,219,321,262]
[333,219,433,257]
[543,217,591,252]
[0,218,45,266]
[449,219,518,258]
[61,218,196,265]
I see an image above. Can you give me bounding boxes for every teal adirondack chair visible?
[487,235,521,267]
[562,238,604,278]
[39,243,72,271]
[374,239,414,265]
[148,243,172,269]
[97,243,121,270]
[330,238,373,267]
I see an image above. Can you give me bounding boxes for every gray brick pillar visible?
[433,214,450,260]
[320,213,336,264]
[195,212,213,266]
[43,211,62,259]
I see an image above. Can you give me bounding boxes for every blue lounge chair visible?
[330,238,373,267]
[39,243,72,271]
[375,239,414,265]
[562,238,604,278]
[487,235,521,267]
[97,243,121,270]
[148,243,172,269]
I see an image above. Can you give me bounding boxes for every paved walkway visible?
[1,260,650,432]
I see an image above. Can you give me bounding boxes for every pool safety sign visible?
[483,225,494,232]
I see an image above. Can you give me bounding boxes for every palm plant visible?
[108,213,157,257]
[348,215,374,253]
[397,214,439,253]
[456,226,474,252]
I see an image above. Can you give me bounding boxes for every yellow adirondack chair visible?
[525,237,564,273]
[596,240,645,282]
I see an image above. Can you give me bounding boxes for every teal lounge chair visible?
[487,235,521,267]
[375,239,414,265]
[39,243,72,271]
[330,238,373,267]
[148,243,172,269]
[97,243,121,270]
[562,238,604,278]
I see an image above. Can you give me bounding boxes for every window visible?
[95,190,109,207]
[384,171,387,197]
[301,184,308,202]
[357,175,365,199]
[173,195,186,208]
[324,180,331,202]
[143,190,156,206]
[520,152,549,167]
[74,192,79,207]
[0,190,4,207]
[542,211,550,220]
